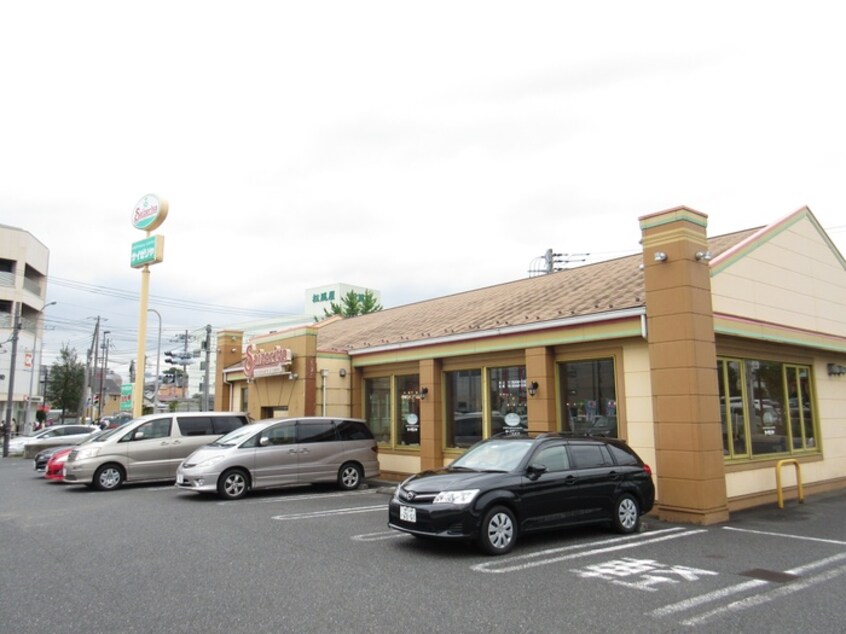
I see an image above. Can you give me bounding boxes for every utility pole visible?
[82,316,100,422]
[202,324,212,410]
[97,331,110,420]
[3,303,22,457]
[182,329,189,400]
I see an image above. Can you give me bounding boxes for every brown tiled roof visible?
[316,228,760,353]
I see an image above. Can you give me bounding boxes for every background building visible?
[0,224,50,434]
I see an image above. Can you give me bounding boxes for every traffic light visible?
[164,351,175,365]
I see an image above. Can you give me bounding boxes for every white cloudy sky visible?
[2,1,845,374]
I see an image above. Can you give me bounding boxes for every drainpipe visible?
[320,369,329,416]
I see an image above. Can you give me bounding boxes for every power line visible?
[48,276,291,318]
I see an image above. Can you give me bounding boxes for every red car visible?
[45,447,74,481]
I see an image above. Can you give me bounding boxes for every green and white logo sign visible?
[132,194,168,232]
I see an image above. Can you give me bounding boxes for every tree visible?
[46,344,86,421]
[323,289,383,319]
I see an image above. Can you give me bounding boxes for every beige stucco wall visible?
[621,339,657,480]
[711,215,846,338]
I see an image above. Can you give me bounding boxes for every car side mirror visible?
[526,464,547,481]
[133,431,145,440]
[259,436,270,447]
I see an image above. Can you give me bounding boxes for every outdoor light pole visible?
[148,309,162,410]
[25,300,57,434]
[97,331,110,420]
[2,303,22,458]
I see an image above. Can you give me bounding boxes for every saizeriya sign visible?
[244,344,293,379]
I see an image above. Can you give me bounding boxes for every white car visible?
[7,425,99,457]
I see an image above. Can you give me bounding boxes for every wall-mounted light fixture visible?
[654,251,668,263]
[528,381,539,397]
[420,387,429,399]
[289,372,299,380]
[695,250,713,262]
[339,368,347,378]
[828,363,846,377]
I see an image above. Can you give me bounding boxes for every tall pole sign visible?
[130,194,168,417]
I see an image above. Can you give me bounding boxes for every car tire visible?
[218,468,249,500]
[338,463,363,491]
[93,464,125,491]
[612,493,641,534]
[478,505,517,555]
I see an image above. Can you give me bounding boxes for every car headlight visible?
[433,489,480,505]
[195,455,226,469]
[73,446,101,461]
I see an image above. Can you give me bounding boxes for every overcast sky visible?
[3,1,845,376]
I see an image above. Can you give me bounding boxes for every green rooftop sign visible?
[131,235,165,268]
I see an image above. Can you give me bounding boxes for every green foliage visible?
[323,289,383,319]
[46,344,86,416]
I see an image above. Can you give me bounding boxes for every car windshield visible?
[450,439,534,472]
[90,425,133,442]
[211,425,258,447]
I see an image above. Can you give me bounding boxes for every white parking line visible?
[352,530,406,542]
[471,527,707,574]
[272,504,386,521]
[680,558,846,626]
[256,489,379,504]
[723,526,846,547]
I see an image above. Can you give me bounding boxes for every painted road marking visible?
[572,557,719,591]
[272,504,386,520]
[352,530,406,542]
[652,541,846,625]
[680,556,846,626]
[471,527,707,574]
[723,525,846,547]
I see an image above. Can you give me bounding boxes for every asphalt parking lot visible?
[1,457,845,633]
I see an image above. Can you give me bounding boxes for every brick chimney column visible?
[639,207,729,524]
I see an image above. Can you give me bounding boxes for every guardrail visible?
[775,458,804,509]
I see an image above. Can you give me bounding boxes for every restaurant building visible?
[215,206,846,524]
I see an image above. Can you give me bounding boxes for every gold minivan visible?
[175,417,380,500]
[63,412,249,491]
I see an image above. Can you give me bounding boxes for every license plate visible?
[399,505,416,523]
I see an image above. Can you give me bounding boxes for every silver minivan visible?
[63,412,249,491]
[175,417,380,500]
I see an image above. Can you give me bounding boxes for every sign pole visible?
[130,194,168,417]
[132,262,151,417]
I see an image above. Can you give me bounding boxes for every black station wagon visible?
[388,432,655,555]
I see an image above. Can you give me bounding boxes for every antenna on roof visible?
[528,249,590,277]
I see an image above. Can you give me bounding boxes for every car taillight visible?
[643,464,653,476]
[371,445,378,454]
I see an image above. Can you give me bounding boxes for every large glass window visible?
[489,366,528,435]
[445,369,482,448]
[559,359,618,437]
[786,365,816,450]
[396,374,421,447]
[718,357,818,459]
[364,377,391,444]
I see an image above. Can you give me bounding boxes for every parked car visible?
[45,447,74,481]
[175,417,380,500]
[33,445,70,472]
[8,424,99,457]
[63,412,249,491]
[388,432,655,555]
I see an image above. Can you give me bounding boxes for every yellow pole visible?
[133,261,151,417]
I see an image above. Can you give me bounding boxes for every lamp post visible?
[97,331,110,420]
[148,309,162,411]
[25,301,57,435]
[3,303,22,457]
